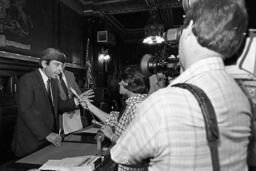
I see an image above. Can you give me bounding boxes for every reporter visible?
[57,63,94,134]
[83,65,149,171]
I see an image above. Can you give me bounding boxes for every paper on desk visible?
[81,127,99,134]
[39,155,100,171]
[63,109,83,134]
[74,126,99,134]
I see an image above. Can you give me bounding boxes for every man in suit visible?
[58,64,94,134]
[12,48,81,157]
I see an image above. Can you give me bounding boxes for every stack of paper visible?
[39,155,102,171]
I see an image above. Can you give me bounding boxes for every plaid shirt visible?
[106,94,148,171]
[111,57,252,171]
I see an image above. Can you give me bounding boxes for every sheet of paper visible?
[63,109,83,134]
[39,156,100,171]
[238,36,256,76]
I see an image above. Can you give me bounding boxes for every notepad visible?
[39,155,102,171]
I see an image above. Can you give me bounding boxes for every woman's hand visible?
[80,89,95,102]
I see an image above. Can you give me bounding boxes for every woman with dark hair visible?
[84,65,149,171]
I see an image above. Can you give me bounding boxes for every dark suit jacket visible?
[12,69,77,157]
[64,70,81,95]
[63,70,91,127]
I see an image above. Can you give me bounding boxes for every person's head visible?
[39,48,66,79]
[179,0,248,69]
[119,65,149,96]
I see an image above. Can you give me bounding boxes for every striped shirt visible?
[111,57,252,171]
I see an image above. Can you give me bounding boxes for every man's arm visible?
[65,70,81,94]
[58,97,77,113]
[110,98,159,166]
[17,76,50,140]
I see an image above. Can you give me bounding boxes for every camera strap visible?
[172,83,220,171]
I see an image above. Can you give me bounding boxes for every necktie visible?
[47,79,57,131]
[47,79,53,105]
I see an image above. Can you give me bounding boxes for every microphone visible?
[70,87,101,125]
[69,87,89,110]
[92,119,104,127]
[69,87,82,101]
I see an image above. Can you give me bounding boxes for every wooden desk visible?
[16,142,97,165]
[2,126,116,171]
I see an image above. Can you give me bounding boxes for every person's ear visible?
[183,20,194,36]
[41,60,47,69]
[187,20,195,37]
[183,20,196,43]
[63,63,66,69]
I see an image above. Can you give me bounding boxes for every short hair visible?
[120,65,149,94]
[39,48,66,67]
[183,0,248,58]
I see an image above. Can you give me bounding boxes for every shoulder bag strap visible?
[172,83,220,171]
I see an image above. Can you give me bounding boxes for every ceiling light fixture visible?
[143,8,164,45]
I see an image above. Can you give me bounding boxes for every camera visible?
[140,26,182,78]
[140,15,183,78]
[140,53,180,78]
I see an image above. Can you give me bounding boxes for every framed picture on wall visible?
[0,0,57,57]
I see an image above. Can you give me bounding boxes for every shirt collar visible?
[61,72,68,85]
[170,57,225,86]
[125,94,148,105]
[38,68,49,85]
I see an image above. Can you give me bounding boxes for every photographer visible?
[111,0,251,170]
